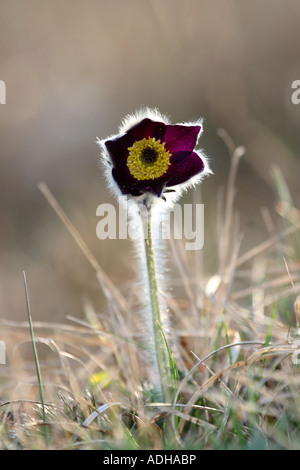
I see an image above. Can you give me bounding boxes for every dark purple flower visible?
[99,109,211,201]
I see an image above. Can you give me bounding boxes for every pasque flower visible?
[99,108,211,204]
[98,108,211,405]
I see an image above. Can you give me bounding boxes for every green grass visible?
[22,270,48,446]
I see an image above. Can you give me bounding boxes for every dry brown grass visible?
[1,133,300,450]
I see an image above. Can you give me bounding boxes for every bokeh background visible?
[0,0,300,323]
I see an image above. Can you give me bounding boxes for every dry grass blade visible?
[236,224,300,268]
[217,128,245,276]
[175,343,294,443]
[82,402,134,427]
[171,341,265,439]
[38,182,127,312]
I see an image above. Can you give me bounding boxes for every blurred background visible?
[0,0,300,324]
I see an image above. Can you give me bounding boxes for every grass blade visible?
[22,271,48,445]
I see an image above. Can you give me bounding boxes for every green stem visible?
[141,209,171,404]
[23,271,48,445]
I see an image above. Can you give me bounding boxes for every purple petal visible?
[127,118,166,142]
[105,118,166,167]
[166,152,204,187]
[105,134,132,167]
[164,124,201,157]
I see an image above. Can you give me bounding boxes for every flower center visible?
[127,137,171,181]
[140,147,158,164]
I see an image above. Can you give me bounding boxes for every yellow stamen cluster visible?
[127,137,171,181]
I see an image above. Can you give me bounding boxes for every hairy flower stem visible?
[141,208,171,404]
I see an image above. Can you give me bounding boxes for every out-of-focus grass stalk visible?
[23,271,48,445]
